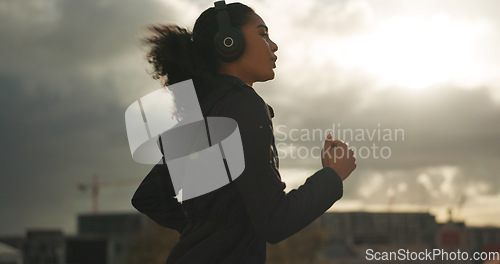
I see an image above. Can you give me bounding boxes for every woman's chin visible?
[255,71,276,83]
[270,71,276,80]
[266,71,276,81]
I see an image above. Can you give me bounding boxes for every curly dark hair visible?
[143,3,254,100]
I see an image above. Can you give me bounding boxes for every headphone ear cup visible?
[214,28,245,62]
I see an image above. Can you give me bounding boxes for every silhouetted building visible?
[0,213,149,264]
[436,221,468,250]
[65,213,148,264]
[468,227,500,264]
[320,212,437,246]
[65,236,107,264]
[2,211,500,263]
[318,212,441,263]
[24,230,65,264]
[77,214,146,236]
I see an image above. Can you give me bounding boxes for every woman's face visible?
[220,12,278,86]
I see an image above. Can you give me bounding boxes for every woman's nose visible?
[270,38,278,52]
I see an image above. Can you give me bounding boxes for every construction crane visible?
[77,174,140,214]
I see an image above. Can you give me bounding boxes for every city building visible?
[320,211,437,245]
[65,213,148,264]
[0,213,149,264]
[1,211,499,263]
[318,211,500,264]
[24,230,65,264]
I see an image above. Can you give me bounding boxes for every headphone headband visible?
[214,1,231,31]
[213,1,245,62]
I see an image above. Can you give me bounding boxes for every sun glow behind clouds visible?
[327,15,490,90]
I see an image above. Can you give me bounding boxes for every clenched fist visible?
[321,133,356,181]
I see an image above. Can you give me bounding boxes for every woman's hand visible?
[321,133,356,181]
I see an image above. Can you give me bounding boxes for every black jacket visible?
[131,75,343,263]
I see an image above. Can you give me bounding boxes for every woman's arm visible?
[225,89,343,244]
[131,163,187,233]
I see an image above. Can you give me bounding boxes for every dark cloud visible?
[2,0,500,235]
[260,70,500,210]
[0,0,198,235]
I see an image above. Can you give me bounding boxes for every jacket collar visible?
[215,74,251,90]
[212,74,275,119]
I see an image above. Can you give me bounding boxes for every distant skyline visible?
[1,0,499,235]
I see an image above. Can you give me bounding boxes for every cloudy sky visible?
[1,0,499,236]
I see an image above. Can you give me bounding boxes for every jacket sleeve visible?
[227,90,343,244]
[131,163,187,233]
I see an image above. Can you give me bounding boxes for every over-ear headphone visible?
[213,1,245,62]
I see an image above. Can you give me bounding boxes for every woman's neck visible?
[218,65,254,87]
